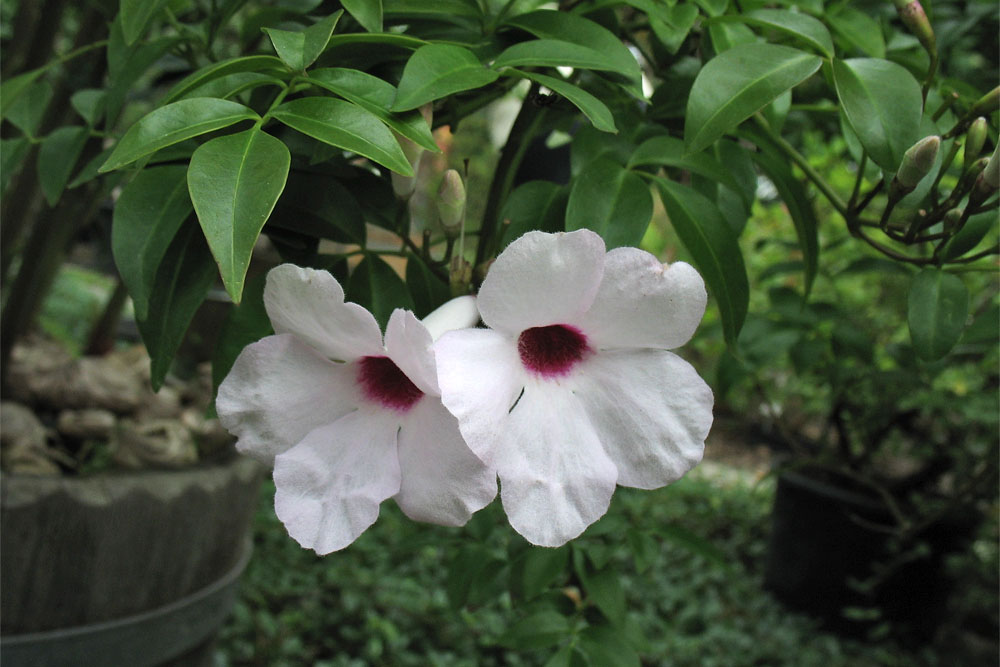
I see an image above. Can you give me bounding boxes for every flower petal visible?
[434,327,524,465]
[581,248,707,350]
[477,230,606,336]
[421,295,479,341]
[216,334,358,464]
[395,398,497,526]
[264,264,384,361]
[496,383,618,547]
[384,309,439,395]
[572,349,712,489]
[273,409,401,554]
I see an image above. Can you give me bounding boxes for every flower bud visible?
[390,104,434,199]
[436,169,466,235]
[895,135,940,189]
[969,87,1000,117]
[942,208,962,233]
[963,117,988,172]
[892,0,936,57]
[449,256,473,297]
[982,144,999,190]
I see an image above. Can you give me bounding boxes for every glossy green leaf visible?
[5,80,53,137]
[684,43,821,154]
[828,7,885,58]
[136,219,218,391]
[272,97,412,175]
[105,22,179,128]
[162,56,289,104]
[939,212,996,262]
[711,9,834,58]
[67,147,115,189]
[648,4,699,54]
[346,254,414,329]
[493,39,624,75]
[0,69,46,120]
[383,0,481,18]
[504,10,641,87]
[708,21,758,54]
[37,126,89,206]
[577,625,641,667]
[342,0,382,32]
[655,178,748,346]
[405,252,450,318]
[70,89,106,126]
[500,180,568,248]
[908,269,969,361]
[264,10,342,72]
[694,0,728,17]
[1,137,30,192]
[182,72,285,101]
[100,98,259,172]
[628,135,744,198]
[566,157,653,249]
[832,58,923,172]
[112,165,193,321]
[509,69,616,133]
[310,68,438,152]
[498,610,572,650]
[211,273,273,399]
[119,0,172,45]
[188,129,290,303]
[325,32,427,52]
[580,567,626,624]
[392,44,498,111]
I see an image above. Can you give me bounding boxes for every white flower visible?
[434,230,713,547]
[217,264,496,554]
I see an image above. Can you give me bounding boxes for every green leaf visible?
[68,147,115,189]
[828,7,885,58]
[500,180,568,248]
[445,544,507,608]
[707,21,758,54]
[628,135,744,199]
[939,212,996,261]
[392,44,499,112]
[907,269,969,361]
[649,4,699,54]
[342,0,383,32]
[493,40,624,75]
[346,254,415,329]
[577,625,640,667]
[188,129,290,303]
[685,43,821,154]
[105,22,179,128]
[5,80,53,137]
[263,10,343,71]
[271,97,412,175]
[405,252,450,318]
[70,89,106,126]
[509,70,616,133]
[1,137,30,192]
[504,10,641,88]
[268,171,366,245]
[310,68,438,152]
[710,9,834,59]
[626,529,659,574]
[100,98,259,172]
[161,56,289,104]
[181,72,285,101]
[832,58,923,172]
[211,273,274,399]
[37,126,89,206]
[112,165,192,321]
[566,158,652,249]
[498,610,572,650]
[511,546,569,600]
[0,69,46,120]
[119,0,172,45]
[136,219,218,391]
[655,178,749,346]
[580,567,626,624]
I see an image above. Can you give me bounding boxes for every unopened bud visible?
[436,169,466,234]
[391,105,433,199]
[969,87,1000,117]
[895,135,940,189]
[449,256,473,297]
[983,144,999,190]
[892,0,935,57]
[963,117,988,172]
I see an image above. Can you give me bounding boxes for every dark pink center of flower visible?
[357,356,423,412]
[517,325,591,378]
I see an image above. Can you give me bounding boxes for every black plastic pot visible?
[764,469,974,640]
[0,455,261,666]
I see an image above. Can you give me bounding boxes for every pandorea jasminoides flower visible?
[435,230,713,547]
[217,265,496,554]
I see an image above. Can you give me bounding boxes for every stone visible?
[113,419,198,469]
[1,402,60,475]
[57,409,116,441]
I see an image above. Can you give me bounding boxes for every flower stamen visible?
[357,356,424,412]
[517,325,591,378]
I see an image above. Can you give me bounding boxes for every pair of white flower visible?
[217,230,713,552]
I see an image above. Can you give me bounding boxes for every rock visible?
[57,409,116,441]
[113,419,198,469]
[136,385,182,420]
[180,408,234,459]
[1,402,60,475]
